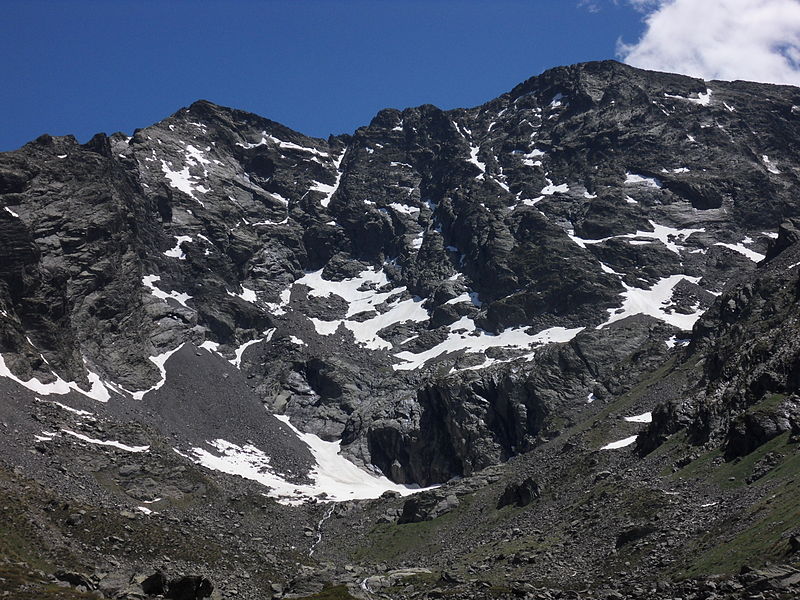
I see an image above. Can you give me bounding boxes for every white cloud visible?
[577,0,603,12]
[618,0,800,86]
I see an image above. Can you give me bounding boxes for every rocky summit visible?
[1,60,799,599]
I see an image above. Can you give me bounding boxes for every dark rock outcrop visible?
[496,477,540,509]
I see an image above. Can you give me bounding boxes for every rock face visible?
[496,477,540,509]
[638,221,800,458]
[2,60,800,488]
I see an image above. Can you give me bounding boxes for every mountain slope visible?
[1,60,800,599]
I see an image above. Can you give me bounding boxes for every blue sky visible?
[0,1,669,150]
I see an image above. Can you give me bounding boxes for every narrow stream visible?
[309,504,335,556]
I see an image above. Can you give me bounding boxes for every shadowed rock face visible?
[496,477,540,509]
[3,60,800,485]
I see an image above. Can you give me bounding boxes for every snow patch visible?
[598,274,703,330]
[567,221,703,255]
[160,160,207,206]
[231,330,275,369]
[0,353,112,402]
[762,155,781,174]
[142,275,192,309]
[444,292,482,307]
[237,131,329,158]
[228,285,258,303]
[624,412,652,423]
[600,435,638,450]
[129,345,184,400]
[665,89,712,106]
[312,150,345,208]
[62,429,149,453]
[186,416,430,504]
[388,202,420,215]
[625,172,662,188]
[665,336,690,349]
[714,243,765,263]
[164,235,193,260]
[393,317,583,371]
[540,178,569,195]
[467,145,486,176]
[40,398,94,417]
[550,93,565,108]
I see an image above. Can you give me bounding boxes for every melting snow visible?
[0,353,112,402]
[598,274,703,330]
[228,285,258,303]
[186,415,429,505]
[625,172,662,188]
[309,318,341,336]
[540,178,569,195]
[467,145,486,176]
[665,336,690,349]
[252,217,289,226]
[39,398,94,417]
[161,160,207,206]
[638,222,704,254]
[288,335,306,346]
[568,221,703,255]
[520,196,545,207]
[762,155,781,174]
[519,148,546,167]
[388,202,420,215]
[129,345,184,400]
[600,435,638,450]
[444,292,482,307]
[665,89,712,106]
[142,275,192,309]
[231,329,275,369]
[624,412,653,423]
[164,235,193,260]
[714,243,765,263]
[313,150,345,208]
[393,316,583,371]
[292,268,429,349]
[237,131,329,158]
[62,429,150,452]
